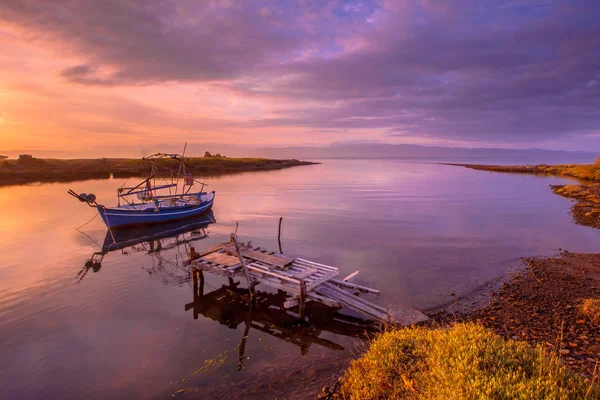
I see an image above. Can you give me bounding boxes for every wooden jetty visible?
[187,234,428,325]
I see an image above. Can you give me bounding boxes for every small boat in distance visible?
[69,153,215,229]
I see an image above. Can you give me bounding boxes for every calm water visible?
[1,159,600,399]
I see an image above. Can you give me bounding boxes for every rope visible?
[75,212,99,231]
[75,213,102,249]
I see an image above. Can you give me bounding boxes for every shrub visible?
[341,323,597,400]
[579,298,600,325]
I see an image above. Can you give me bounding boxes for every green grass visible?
[341,323,597,400]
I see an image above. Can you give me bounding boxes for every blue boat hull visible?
[98,196,215,229]
[101,211,216,252]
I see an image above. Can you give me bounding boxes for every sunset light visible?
[2,2,600,399]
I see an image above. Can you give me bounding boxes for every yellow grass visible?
[579,298,600,325]
[341,323,597,400]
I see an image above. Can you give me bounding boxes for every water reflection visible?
[77,211,216,282]
[5,160,600,400]
[185,277,373,371]
[76,207,372,376]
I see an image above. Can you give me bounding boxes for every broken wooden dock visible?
[187,234,428,325]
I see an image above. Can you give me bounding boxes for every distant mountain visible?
[249,143,598,164]
[1,143,596,165]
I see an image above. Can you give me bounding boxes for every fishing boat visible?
[69,153,215,229]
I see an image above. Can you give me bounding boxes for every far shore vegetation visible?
[0,153,317,186]
[444,156,600,182]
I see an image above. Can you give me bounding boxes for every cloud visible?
[59,64,115,86]
[1,0,600,148]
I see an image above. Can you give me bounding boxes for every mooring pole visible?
[278,217,283,254]
[237,304,253,371]
[298,280,306,320]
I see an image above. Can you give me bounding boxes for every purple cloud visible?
[1,0,600,146]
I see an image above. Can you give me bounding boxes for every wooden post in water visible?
[198,270,204,297]
[192,269,197,295]
[231,233,255,303]
[278,217,283,254]
[191,269,199,319]
[298,280,307,320]
[237,305,253,371]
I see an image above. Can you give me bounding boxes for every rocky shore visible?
[452,251,600,379]
[552,184,600,230]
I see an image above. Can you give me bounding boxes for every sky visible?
[1,0,599,156]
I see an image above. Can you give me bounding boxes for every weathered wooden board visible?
[241,249,294,268]
[201,252,240,267]
[292,267,318,280]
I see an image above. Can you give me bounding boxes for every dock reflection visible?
[185,276,374,370]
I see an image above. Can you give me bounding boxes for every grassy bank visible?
[341,323,597,399]
[444,160,600,182]
[0,156,317,186]
[335,251,600,399]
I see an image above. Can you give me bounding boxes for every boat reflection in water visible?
[185,276,374,371]
[78,211,216,282]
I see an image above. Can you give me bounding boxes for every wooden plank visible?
[293,262,338,276]
[307,292,343,308]
[317,286,388,321]
[320,283,387,313]
[318,287,388,320]
[295,258,338,271]
[306,270,339,292]
[247,265,301,284]
[250,262,296,277]
[318,284,428,325]
[201,252,240,267]
[250,274,300,295]
[292,268,318,280]
[328,279,380,295]
[318,284,387,314]
[342,271,359,282]
[283,297,299,309]
[241,248,294,268]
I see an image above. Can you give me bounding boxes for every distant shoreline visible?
[0,157,318,187]
[442,162,600,182]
